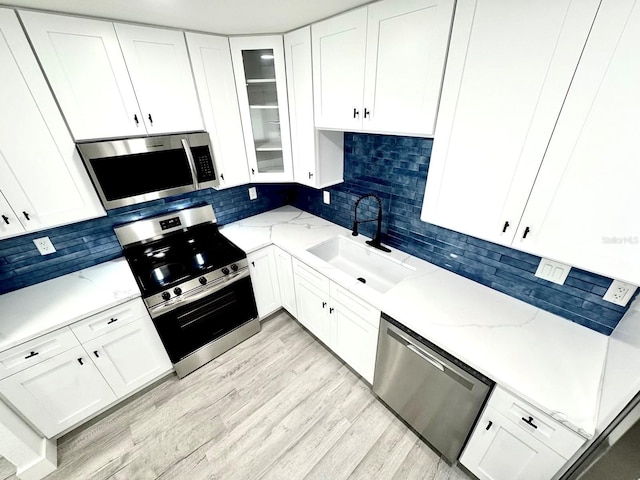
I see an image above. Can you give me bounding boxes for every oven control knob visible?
[222,267,230,275]
[161,292,171,301]
[199,277,207,285]
[173,287,182,295]
[230,263,238,272]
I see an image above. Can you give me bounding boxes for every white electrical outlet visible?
[323,191,330,204]
[603,280,637,306]
[534,258,571,285]
[33,236,56,255]
[248,187,257,200]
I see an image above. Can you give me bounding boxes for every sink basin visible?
[307,235,415,293]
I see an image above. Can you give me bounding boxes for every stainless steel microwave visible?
[77,132,219,210]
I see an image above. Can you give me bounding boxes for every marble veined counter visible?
[0,258,140,352]
[221,206,608,438]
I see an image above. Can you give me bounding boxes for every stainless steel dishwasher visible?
[373,314,493,463]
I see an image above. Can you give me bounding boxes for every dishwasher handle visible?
[386,326,475,391]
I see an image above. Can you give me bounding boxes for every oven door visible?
[151,275,258,365]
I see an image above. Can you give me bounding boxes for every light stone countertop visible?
[221,206,608,438]
[0,257,140,352]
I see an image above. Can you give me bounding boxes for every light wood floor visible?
[1,311,470,480]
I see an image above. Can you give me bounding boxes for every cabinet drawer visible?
[293,258,330,292]
[0,328,79,380]
[489,386,585,459]
[70,298,148,343]
[330,281,380,328]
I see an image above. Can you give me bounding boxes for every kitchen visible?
[0,0,639,479]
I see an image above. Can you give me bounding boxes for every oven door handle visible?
[181,137,199,189]
[148,268,250,319]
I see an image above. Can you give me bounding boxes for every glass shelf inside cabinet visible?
[242,48,284,174]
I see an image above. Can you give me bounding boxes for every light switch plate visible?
[534,258,571,285]
[33,236,56,255]
[323,191,330,204]
[603,280,637,306]
[248,187,257,200]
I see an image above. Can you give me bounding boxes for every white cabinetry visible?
[230,36,293,183]
[460,387,585,480]
[20,11,202,140]
[0,345,116,438]
[421,0,601,247]
[273,246,297,317]
[247,246,282,318]
[292,259,380,383]
[186,32,250,189]
[0,9,104,239]
[113,24,203,135]
[312,0,454,136]
[284,26,344,189]
[0,298,172,438]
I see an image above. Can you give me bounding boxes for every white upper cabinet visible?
[312,0,454,136]
[19,11,144,140]
[513,0,640,285]
[284,26,344,189]
[421,0,601,246]
[0,8,104,237]
[186,32,250,189]
[312,7,367,131]
[230,35,294,183]
[20,12,203,140]
[114,24,203,135]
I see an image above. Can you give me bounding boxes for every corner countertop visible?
[0,257,140,352]
[221,206,608,438]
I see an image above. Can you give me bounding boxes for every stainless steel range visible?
[114,205,259,378]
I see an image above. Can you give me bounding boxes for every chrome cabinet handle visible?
[181,138,199,189]
[406,344,445,372]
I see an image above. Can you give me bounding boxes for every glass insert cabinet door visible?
[230,36,293,182]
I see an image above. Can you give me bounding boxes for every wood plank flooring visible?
[1,311,470,480]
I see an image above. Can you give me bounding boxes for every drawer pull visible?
[502,221,510,233]
[522,416,538,429]
[93,351,100,358]
[322,301,327,308]
[2,215,9,224]
[24,351,39,359]
[107,318,118,325]
[486,421,493,430]
[329,307,334,314]
[77,358,84,366]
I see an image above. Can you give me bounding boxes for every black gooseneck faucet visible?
[352,194,391,253]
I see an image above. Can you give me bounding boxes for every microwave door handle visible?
[181,138,199,189]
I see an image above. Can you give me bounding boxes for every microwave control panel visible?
[191,146,216,182]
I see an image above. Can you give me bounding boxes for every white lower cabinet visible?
[273,246,297,317]
[247,246,282,318]
[0,299,172,438]
[292,259,380,383]
[0,345,116,438]
[461,387,585,480]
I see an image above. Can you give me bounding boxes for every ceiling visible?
[2,0,372,34]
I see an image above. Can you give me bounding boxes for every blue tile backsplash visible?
[0,184,289,295]
[0,132,631,335]
[290,132,631,336]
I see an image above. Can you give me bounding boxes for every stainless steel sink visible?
[307,235,415,293]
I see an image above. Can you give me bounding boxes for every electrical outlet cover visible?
[248,187,257,200]
[323,191,330,204]
[603,280,638,306]
[33,236,56,255]
[534,258,571,285]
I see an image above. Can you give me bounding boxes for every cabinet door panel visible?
[363,0,454,136]
[332,301,378,383]
[460,407,566,480]
[0,191,23,239]
[186,32,249,189]
[83,317,172,398]
[19,11,143,140]
[274,247,297,317]
[294,276,331,346]
[421,0,600,246]
[312,7,367,130]
[516,0,640,285]
[115,24,203,135]
[0,9,105,232]
[247,247,282,318]
[0,346,116,438]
